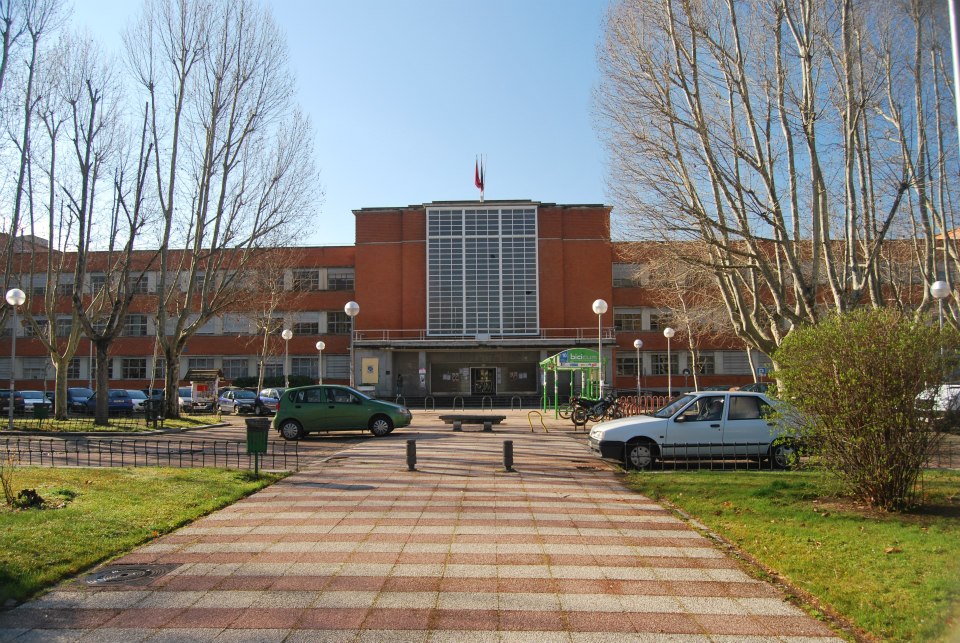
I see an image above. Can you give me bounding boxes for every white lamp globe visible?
[591,299,608,315]
[344,301,360,317]
[931,281,951,300]
[663,327,676,339]
[633,339,643,349]
[281,329,293,341]
[315,340,325,351]
[5,288,25,306]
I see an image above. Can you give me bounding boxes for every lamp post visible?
[344,301,360,388]
[633,339,643,395]
[6,288,26,430]
[315,340,325,385]
[931,280,950,330]
[281,328,293,388]
[663,327,676,398]
[592,299,608,397]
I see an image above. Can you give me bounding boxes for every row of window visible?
[0,355,350,381]
[615,351,771,376]
[12,312,353,338]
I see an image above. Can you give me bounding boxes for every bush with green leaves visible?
[774,308,958,511]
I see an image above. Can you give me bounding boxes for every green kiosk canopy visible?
[540,348,605,416]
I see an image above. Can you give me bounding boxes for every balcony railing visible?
[353,327,616,345]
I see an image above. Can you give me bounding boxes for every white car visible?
[126,389,148,413]
[917,383,960,415]
[20,390,51,413]
[589,391,793,470]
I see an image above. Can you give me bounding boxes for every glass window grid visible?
[616,354,640,377]
[23,357,48,379]
[292,269,320,291]
[187,357,215,371]
[89,274,107,294]
[652,353,679,376]
[123,315,148,337]
[56,318,73,337]
[327,269,354,291]
[291,357,317,377]
[614,312,643,331]
[325,355,349,379]
[427,208,538,336]
[293,322,320,335]
[66,358,81,379]
[24,318,48,337]
[222,358,248,380]
[327,312,351,335]
[122,358,147,379]
[128,276,149,294]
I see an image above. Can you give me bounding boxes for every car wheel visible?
[369,415,393,437]
[279,420,303,441]
[626,441,657,470]
[770,442,795,470]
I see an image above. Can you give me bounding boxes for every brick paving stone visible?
[0,426,843,642]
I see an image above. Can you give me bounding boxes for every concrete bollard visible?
[406,439,417,471]
[503,440,514,472]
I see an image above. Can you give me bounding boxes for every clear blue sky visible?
[77,0,611,247]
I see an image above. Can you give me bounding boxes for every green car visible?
[273,385,413,440]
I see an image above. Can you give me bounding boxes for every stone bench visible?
[438,414,506,432]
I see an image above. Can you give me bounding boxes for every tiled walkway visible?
[0,427,841,642]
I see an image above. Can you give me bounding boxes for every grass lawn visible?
[626,469,960,642]
[0,466,284,605]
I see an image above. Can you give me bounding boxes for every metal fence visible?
[619,439,959,471]
[0,437,299,471]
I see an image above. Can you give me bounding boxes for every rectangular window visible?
[616,354,640,377]
[55,277,75,297]
[24,318,48,338]
[153,358,166,380]
[66,358,81,379]
[327,311,351,335]
[649,311,671,331]
[293,321,319,335]
[292,269,320,291]
[327,268,354,291]
[222,358,248,380]
[123,314,148,337]
[324,355,349,379]
[612,263,644,287]
[262,359,283,379]
[23,357,48,379]
[31,285,45,297]
[193,273,205,293]
[652,352,678,376]
[56,318,73,337]
[89,274,107,294]
[427,207,539,336]
[222,314,250,335]
[187,357,215,371]
[121,358,147,379]
[291,356,317,378]
[694,354,716,375]
[613,311,643,332]
[128,275,149,294]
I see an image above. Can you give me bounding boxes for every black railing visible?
[0,437,299,471]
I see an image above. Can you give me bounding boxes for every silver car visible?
[256,388,285,415]
[589,391,793,470]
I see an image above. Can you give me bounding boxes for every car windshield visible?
[127,390,147,399]
[109,390,129,398]
[179,387,192,397]
[21,391,44,399]
[653,394,697,418]
[234,390,256,399]
[69,388,94,397]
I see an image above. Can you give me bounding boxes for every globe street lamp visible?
[5,288,26,430]
[931,280,951,330]
[344,301,360,388]
[663,327,676,398]
[315,340,325,385]
[633,339,643,395]
[592,299,608,397]
[281,328,293,388]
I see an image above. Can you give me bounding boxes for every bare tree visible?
[598,0,956,355]
[125,0,318,417]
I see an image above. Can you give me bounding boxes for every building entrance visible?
[471,367,496,395]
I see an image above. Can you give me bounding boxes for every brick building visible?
[1,200,766,398]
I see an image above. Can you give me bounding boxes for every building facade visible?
[1,200,768,397]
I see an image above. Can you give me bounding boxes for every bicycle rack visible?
[452,396,464,411]
[423,396,435,411]
[481,396,493,411]
[527,410,547,433]
[394,395,406,407]
[510,395,522,410]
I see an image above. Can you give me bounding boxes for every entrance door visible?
[471,367,496,395]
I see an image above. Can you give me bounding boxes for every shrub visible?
[774,308,958,511]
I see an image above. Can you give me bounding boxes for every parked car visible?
[589,391,794,470]
[83,389,135,415]
[20,390,52,413]
[178,386,214,413]
[273,385,413,440]
[0,390,25,414]
[917,383,960,416]
[67,387,94,411]
[126,389,148,413]
[256,387,285,415]
[218,388,257,414]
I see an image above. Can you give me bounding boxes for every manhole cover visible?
[84,564,179,587]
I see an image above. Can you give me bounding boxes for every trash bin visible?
[144,399,165,428]
[245,417,271,455]
[32,405,49,420]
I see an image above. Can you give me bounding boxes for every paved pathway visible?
[0,424,841,642]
